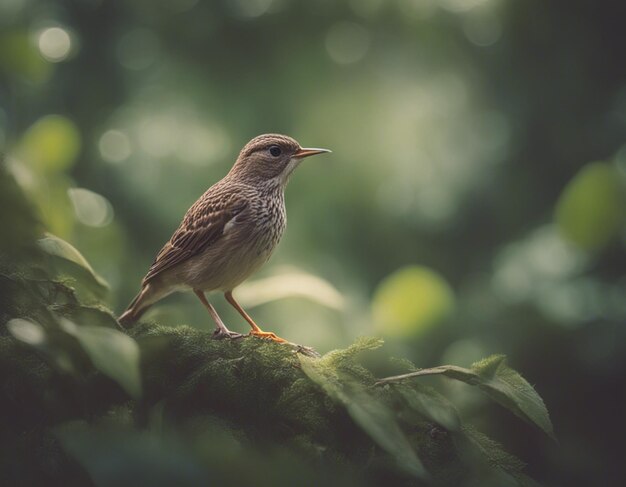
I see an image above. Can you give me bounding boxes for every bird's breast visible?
[249,192,286,256]
[176,190,286,292]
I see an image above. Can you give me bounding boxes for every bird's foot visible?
[295,345,320,358]
[212,328,244,340]
[248,329,287,343]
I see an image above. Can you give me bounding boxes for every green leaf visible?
[18,115,81,173]
[384,357,461,431]
[458,425,540,487]
[300,351,428,479]
[54,304,120,330]
[0,31,52,83]
[0,162,40,255]
[372,266,455,338]
[60,319,142,398]
[377,355,554,440]
[321,336,385,366]
[390,382,461,432]
[55,422,211,486]
[38,233,109,298]
[555,161,625,250]
[6,317,77,373]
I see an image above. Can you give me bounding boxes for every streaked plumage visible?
[119,134,330,341]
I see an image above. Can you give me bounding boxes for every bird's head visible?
[229,134,331,186]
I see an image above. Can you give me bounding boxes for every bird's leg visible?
[224,291,287,343]
[193,290,243,339]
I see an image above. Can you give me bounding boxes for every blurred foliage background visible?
[1,0,625,485]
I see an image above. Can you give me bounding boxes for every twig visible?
[375,366,454,386]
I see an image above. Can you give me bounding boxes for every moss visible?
[130,323,367,465]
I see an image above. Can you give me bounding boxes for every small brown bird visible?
[119,134,331,342]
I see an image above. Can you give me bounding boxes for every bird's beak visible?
[294,147,332,158]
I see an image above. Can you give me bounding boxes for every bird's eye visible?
[269,145,282,157]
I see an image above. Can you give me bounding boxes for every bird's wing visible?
[142,193,249,284]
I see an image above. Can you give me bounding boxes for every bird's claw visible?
[212,328,244,340]
[248,329,287,343]
[295,345,320,358]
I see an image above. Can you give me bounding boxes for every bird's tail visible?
[118,287,152,327]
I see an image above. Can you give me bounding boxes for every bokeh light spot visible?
[555,162,625,250]
[178,122,231,165]
[492,225,588,304]
[18,115,81,172]
[99,130,132,163]
[372,266,454,337]
[117,29,159,70]
[68,188,114,227]
[325,22,370,65]
[138,115,179,157]
[7,318,46,346]
[37,27,72,62]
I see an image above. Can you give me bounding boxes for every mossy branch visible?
[0,166,547,486]
[1,265,545,486]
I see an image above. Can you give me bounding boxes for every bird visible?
[118,134,331,342]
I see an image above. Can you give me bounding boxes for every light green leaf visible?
[377,355,554,440]
[555,162,625,250]
[372,266,454,338]
[236,270,345,310]
[0,31,52,83]
[38,233,109,297]
[18,115,81,172]
[60,319,141,398]
[300,352,427,479]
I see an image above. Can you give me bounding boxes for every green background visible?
[1,0,625,485]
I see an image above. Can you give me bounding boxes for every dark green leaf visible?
[377,355,554,440]
[38,233,109,298]
[458,425,541,487]
[300,347,428,479]
[6,317,77,373]
[60,319,141,398]
[390,382,461,432]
